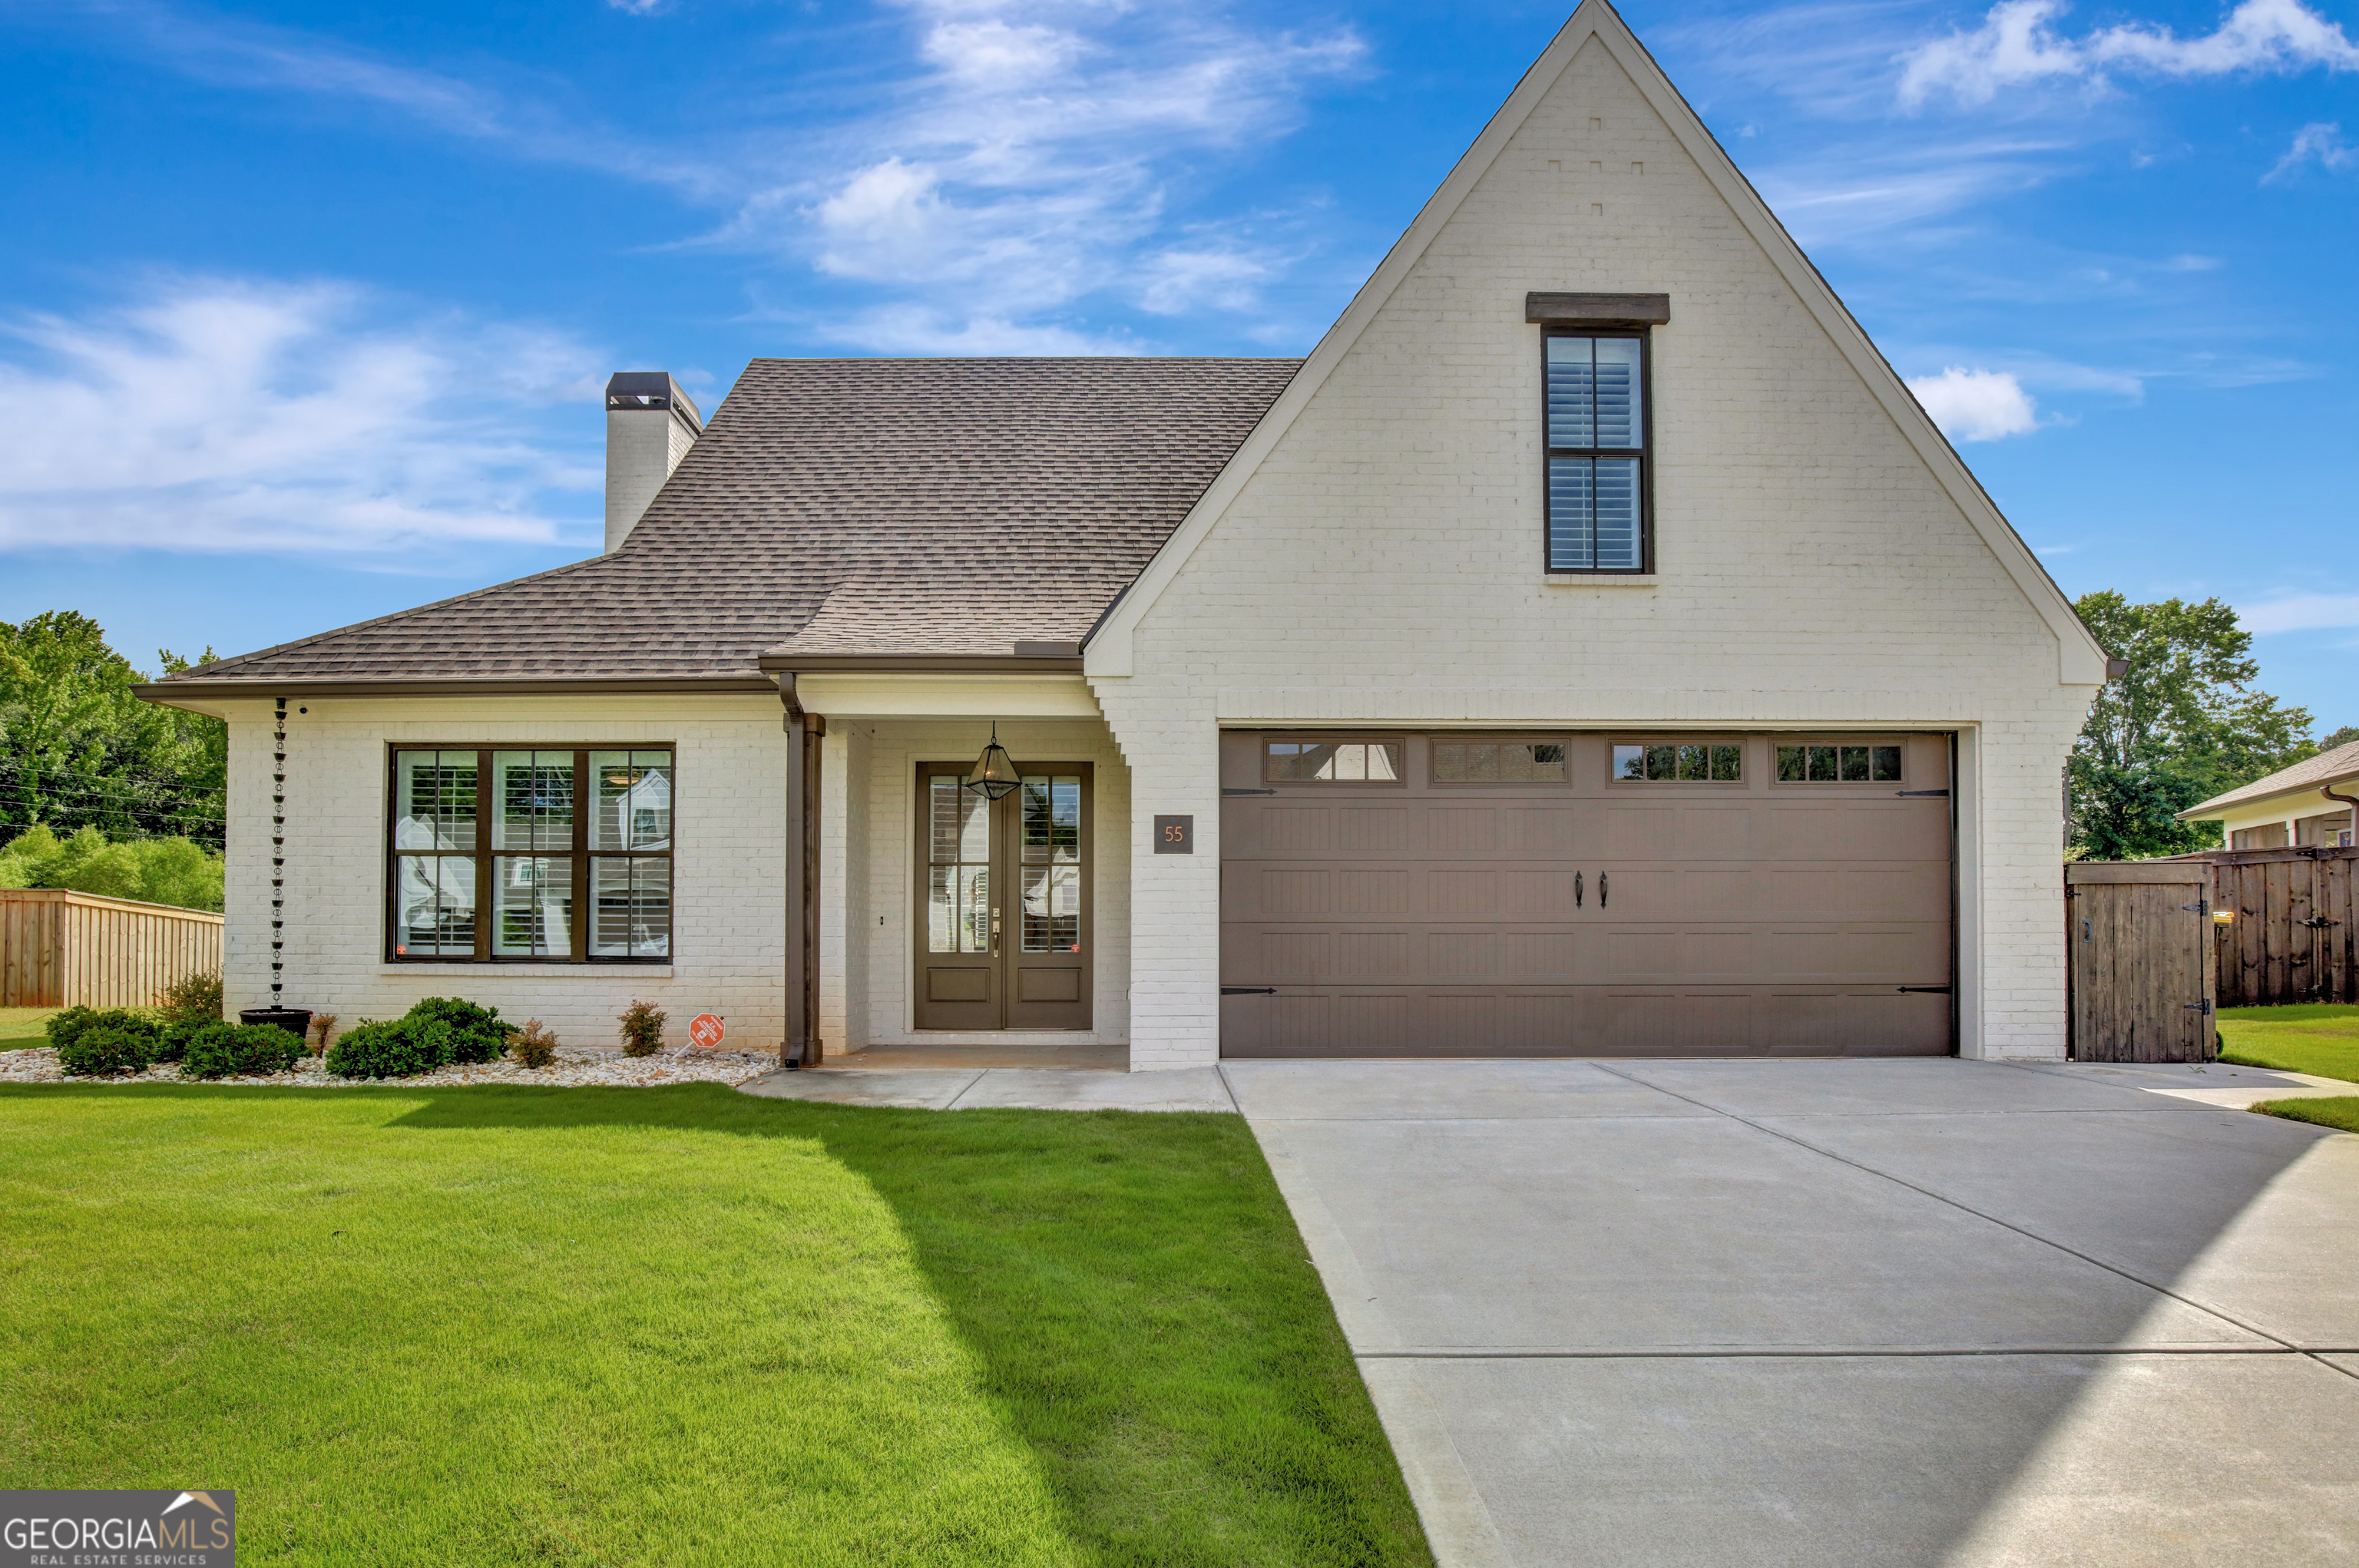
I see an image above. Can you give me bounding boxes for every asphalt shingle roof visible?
[155,356,1299,687]
[2182,739,2359,818]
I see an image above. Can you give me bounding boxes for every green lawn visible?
[0,1084,1429,1566]
[2217,1003,2359,1083]
[0,1006,58,1049]
[2251,1097,2359,1134]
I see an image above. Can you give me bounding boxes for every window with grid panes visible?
[1776,744,1903,783]
[389,747,672,961]
[1544,332,1648,572]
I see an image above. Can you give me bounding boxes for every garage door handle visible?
[1599,872,1607,908]
[1897,985,1952,994]
[1574,870,1583,908]
[1221,987,1276,996]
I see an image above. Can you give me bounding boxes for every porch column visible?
[779,674,825,1068]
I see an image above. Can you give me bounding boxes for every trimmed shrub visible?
[179,1021,308,1080]
[155,968,223,1025]
[619,1000,666,1057]
[405,997,509,1064]
[56,1022,160,1077]
[326,1017,457,1079]
[510,1018,559,1070]
[154,1015,203,1064]
[47,1007,161,1055]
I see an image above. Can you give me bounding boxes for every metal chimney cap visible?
[604,372,704,433]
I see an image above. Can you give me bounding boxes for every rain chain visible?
[271,697,286,1002]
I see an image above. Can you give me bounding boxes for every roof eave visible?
[2176,771,2359,822]
[134,675,780,705]
[755,654,1087,674]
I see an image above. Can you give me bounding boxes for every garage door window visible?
[1777,744,1902,783]
[1613,743,1741,782]
[1433,741,1567,783]
[1266,740,1404,784]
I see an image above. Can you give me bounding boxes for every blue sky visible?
[1,0,2353,729]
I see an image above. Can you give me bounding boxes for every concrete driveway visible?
[1223,1057,2359,1568]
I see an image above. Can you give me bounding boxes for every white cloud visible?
[1898,0,2359,108]
[736,0,1365,348]
[0,277,601,557]
[1906,366,2041,439]
[2238,594,2359,633]
[2266,120,2358,180]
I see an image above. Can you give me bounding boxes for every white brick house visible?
[143,0,2106,1069]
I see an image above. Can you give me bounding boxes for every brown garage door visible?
[1219,732,1953,1057]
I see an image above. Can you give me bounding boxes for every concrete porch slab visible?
[738,1064,1235,1113]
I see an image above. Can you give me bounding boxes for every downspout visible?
[777,674,825,1070]
[2324,782,2359,851]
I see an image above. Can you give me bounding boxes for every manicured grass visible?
[2217,1003,2359,1084]
[2251,1097,2359,1134]
[0,1006,59,1049]
[0,1085,1429,1566]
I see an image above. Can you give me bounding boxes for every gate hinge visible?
[1221,986,1277,995]
[2182,999,2213,1014]
[1897,985,1954,994]
[2182,901,2208,915]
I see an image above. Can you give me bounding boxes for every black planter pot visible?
[239,1008,313,1044]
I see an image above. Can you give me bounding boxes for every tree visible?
[0,613,224,848]
[2069,593,2316,859]
[2321,725,2359,753]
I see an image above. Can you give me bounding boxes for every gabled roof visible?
[147,357,1298,695]
[1081,0,2110,685]
[2179,740,2359,819]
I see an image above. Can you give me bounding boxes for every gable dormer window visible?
[1543,331,1649,573]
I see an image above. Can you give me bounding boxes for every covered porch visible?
[787,667,1133,1067]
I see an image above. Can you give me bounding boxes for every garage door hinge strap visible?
[1221,987,1277,995]
[1897,789,1950,797]
[1223,787,1276,795]
[1897,985,1953,994]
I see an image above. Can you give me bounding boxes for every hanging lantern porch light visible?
[965,723,1021,799]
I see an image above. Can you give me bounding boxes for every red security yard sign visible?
[688,1014,725,1049]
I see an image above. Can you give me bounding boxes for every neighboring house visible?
[139,0,2108,1069]
[2179,741,2359,851]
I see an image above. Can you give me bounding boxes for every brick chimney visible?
[604,372,703,552]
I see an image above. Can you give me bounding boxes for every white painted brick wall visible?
[222,693,789,1053]
[1093,38,2095,1069]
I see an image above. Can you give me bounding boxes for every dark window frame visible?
[1541,327,1654,576]
[382,743,677,964]
[1769,738,1909,788]
[1260,736,1411,789]
[1428,736,1575,788]
[1607,736,1747,786]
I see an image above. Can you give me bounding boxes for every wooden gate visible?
[2204,847,2357,1007]
[2066,861,2216,1063]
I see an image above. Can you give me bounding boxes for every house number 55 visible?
[1154,815,1194,854]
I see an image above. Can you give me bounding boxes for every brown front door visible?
[914,762,1091,1031]
[1219,733,1954,1057]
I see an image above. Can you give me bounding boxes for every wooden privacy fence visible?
[2200,845,2358,1007]
[2066,860,2216,1063]
[0,888,223,1009]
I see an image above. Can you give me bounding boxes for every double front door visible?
[915,762,1091,1030]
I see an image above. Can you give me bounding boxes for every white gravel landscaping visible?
[0,1044,778,1089]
